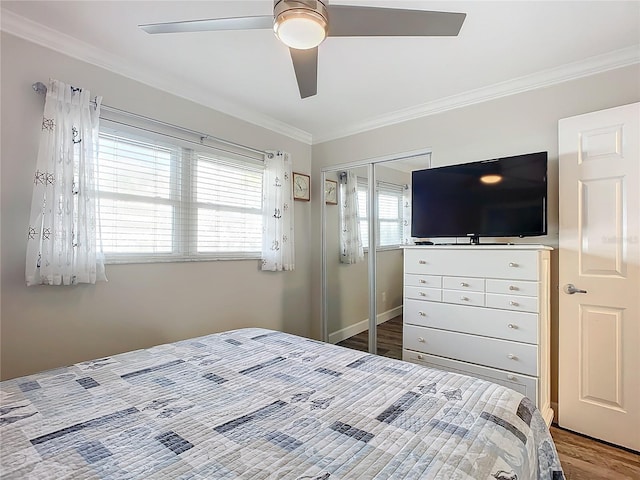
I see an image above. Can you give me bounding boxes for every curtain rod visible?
[32,81,267,158]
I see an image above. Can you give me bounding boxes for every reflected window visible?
[357,179,404,248]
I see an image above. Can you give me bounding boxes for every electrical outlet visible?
[381,291,387,303]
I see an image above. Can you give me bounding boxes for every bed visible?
[0,328,564,479]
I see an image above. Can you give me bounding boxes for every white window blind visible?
[357,179,404,249]
[96,130,263,263]
[193,154,263,255]
[377,182,404,247]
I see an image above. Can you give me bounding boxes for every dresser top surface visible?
[403,244,553,251]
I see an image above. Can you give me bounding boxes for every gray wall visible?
[311,64,640,404]
[0,33,313,380]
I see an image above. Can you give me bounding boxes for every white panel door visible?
[558,102,640,451]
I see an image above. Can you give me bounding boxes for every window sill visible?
[362,245,402,254]
[104,254,261,265]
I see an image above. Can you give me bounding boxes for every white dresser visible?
[402,245,553,425]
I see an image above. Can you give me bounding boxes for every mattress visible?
[0,328,564,479]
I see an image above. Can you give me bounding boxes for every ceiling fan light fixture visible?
[274,9,327,50]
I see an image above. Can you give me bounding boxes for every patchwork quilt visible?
[0,328,564,479]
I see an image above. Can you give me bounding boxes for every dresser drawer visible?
[404,274,442,289]
[489,251,540,281]
[404,324,538,376]
[442,289,485,307]
[404,286,442,302]
[486,293,539,313]
[403,299,538,344]
[442,276,485,292]
[404,248,540,280]
[486,279,539,297]
[403,350,539,405]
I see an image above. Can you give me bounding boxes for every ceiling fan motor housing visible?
[273,0,329,49]
[274,0,329,22]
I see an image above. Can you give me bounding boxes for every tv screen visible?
[411,152,547,241]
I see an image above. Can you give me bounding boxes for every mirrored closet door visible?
[322,166,371,353]
[322,151,431,358]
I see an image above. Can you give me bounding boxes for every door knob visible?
[563,283,587,295]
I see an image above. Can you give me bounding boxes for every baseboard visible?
[328,306,402,344]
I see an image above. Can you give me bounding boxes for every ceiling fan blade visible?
[289,47,318,99]
[139,16,273,34]
[327,5,466,37]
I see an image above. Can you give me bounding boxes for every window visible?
[193,154,263,255]
[357,179,404,248]
[96,129,263,263]
[377,182,404,246]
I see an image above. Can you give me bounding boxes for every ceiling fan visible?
[139,0,466,99]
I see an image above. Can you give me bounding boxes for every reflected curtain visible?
[403,183,414,245]
[26,79,105,286]
[339,171,364,264]
[261,151,295,271]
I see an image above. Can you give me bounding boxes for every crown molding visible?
[0,9,313,145]
[312,45,640,144]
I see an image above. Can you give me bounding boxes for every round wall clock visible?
[293,172,310,201]
[325,179,338,205]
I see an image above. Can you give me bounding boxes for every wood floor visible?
[337,315,403,360]
[337,317,640,480]
[549,426,640,479]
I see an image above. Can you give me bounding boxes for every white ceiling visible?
[2,1,639,144]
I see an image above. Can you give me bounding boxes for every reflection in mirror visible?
[324,152,431,359]
[326,167,369,354]
[338,170,364,265]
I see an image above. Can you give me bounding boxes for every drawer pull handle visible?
[509,285,518,291]
[418,337,425,343]
[420,279,427,284]
[510,301,519,306]
[419,260,427,265]
[419,292,426,297]
[507,354,518,360]
[419,311,426,317]
[460,282,468,287]
[507,375,517,381]
[417,354,424,360]
[460,296,469,301]
[509,262,518,267]
[507,323,517,329]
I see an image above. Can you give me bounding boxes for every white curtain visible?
[402,183,414,245]
[339,171,364,264]
[26,79,105,286]
[261,151,295,271]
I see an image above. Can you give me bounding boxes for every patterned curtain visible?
[26,79,106,286]
[403,183,414,245]
[261,151,295,271]
[339,171,364,264]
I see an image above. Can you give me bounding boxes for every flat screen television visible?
[411,152,547,243]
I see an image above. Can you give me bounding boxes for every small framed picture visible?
[293,172,310,201]
[325,179,338,205]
